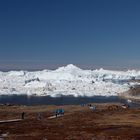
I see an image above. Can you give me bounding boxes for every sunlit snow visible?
[0,64,140,97]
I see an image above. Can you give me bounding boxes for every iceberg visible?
[0,64,139,97]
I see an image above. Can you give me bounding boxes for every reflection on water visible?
[0,94,139,108]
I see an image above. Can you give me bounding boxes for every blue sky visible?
[0,0,140,70]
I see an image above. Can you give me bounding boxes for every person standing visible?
[21,112,25,119]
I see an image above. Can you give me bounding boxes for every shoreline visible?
[118,84,140,103]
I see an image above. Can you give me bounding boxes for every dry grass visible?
[0,104,140,139]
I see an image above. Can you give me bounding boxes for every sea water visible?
[0,94,139,108]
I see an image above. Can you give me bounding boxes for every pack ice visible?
[0,64,140,97]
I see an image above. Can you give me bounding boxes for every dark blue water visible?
[104,79,130,85]
[0,95,139,108]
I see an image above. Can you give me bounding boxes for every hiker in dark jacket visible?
[21,112,25,119]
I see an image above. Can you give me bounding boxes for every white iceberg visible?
[0,64,139,97]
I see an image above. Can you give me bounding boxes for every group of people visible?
[81,103,97,111]
[21,108,65,120]
[54,108,65,117]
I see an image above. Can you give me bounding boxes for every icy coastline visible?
[0,64,140,97]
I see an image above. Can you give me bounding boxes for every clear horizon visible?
[0,62,139,71]
[0,0,140,70]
